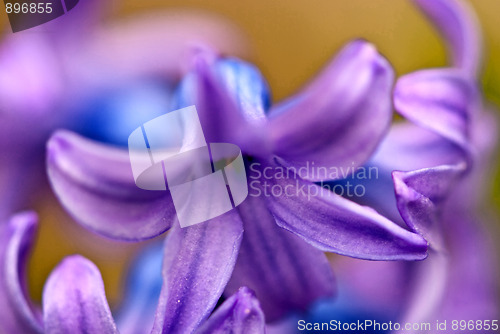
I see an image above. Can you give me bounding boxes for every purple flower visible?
[0,3,247,221]
[0,212,266,334]
[322,0,498,329]
[46,38,428,324]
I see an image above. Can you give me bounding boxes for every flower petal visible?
[394,69,476,150]
[213,57,271,121]
[250,162,428,260]
[225,195,335,321]
[47,130,176,241]
[152,210,244,334]
[412,0,481,76]
[392,164,466,248]
[0,212,43,334]
[267,40,394,181]
[42,255,118,334]
[195,287,265,334]
[173,52,269,157]
[116,242,163,334]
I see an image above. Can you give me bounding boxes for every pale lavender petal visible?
[82,12,248,81]
[195,287,265,334]
[225,195,335,321]
[267,40,394,181]
[361,122,464,229]
[253,162,428,260]
[437,214,498,323]
[392,164,466,248]
[42,255,118,334]
[47,130,176,241]
[370,122,463,172]
[394,69,476,149]
[152,211,243,334]
[412,0,481,76]
[0,212,43,334]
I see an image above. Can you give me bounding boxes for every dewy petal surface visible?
[152,210,244,334]
[267,40,394,181]
[412,0,481,76]
[47,130,176,241]
[225,194,335,321]
[254,162,428,260]
[195,287,265,334]
[42,255,118,334]
[0,212,43,334]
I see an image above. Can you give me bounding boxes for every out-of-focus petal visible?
[392,164,466,248]
[116,242,163,334]
[437,214,498,323]
[214,57,271,121]
[267,40,394,181]
[195,287,265,334]
[81,11,249,81]
[412,0,481,76]
[225,195,335,321]
[152,211,243,334]
[370,122,463,172]
[47,130,176,241]
[252,162,428,260]
[42,255,118,334]
[174,52,269,157]
[394,69,476,150]
[0,212,43,334]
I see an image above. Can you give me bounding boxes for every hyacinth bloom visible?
[0,212,265,334]
[0,0,246,221]
[305,0,499,330]
[1,0,498,333]
[46,36,431,328]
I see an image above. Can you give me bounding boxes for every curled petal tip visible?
[412,0,481,76]
[268,39,394,181]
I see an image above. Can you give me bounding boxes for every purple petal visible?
[42,255,118,334]
[225,195,335,321]
[152,210,244,334]
[392,164,466,248]
[412,0,481,76]
[195,287,265,334]
[370,122,463,172]
[47,130,176,241]
[175,52,269,157]
[394,69,476,150]
[252,162,428,260]
[0,212,43,334]
[437,214,498,322]
[267,40,394,181]
[115,242,163,334]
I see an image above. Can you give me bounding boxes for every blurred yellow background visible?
[1,0,498,308]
